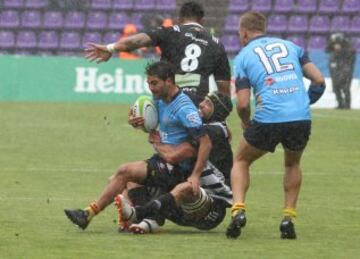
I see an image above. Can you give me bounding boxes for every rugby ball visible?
[132,95,159,133]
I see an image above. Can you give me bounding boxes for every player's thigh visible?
[234,137,268,164]
[117,160,148,182]
[281,120,311,155]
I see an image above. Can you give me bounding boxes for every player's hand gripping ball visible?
[132,96,159,133]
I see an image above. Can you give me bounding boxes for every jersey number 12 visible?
[253,43,294,74]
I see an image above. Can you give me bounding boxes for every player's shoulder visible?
[173,91,196,109]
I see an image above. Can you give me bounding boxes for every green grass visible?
[0,102,359,259]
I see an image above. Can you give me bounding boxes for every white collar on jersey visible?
[182,22,204,28]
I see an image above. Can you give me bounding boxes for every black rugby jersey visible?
[146,23,231,100]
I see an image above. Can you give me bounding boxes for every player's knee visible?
[112,164,131,181]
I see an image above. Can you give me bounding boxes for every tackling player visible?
[226,12,325,239]
[118,92,233,234]
[84,1,231,105]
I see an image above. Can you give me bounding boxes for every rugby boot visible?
[128,219,161,234]
[280,216,297,239]
[64,209,90,230]
[226,209,247,239]
[114,194,136,232]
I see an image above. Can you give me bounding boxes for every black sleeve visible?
[145,26,171,47]
[213,45,231,81]
[188,126,207,141]
[235,76,251,91]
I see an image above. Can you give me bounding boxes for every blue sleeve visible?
[176,105,206,139]
[234,54,251,91]
[296,44,311,66]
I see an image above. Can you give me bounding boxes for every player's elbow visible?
[313,75,325,86]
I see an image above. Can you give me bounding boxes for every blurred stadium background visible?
[0,0,360,108]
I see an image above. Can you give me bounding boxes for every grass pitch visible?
[0,102,359,259]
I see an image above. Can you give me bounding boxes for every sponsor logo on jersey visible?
[186,111,202,126]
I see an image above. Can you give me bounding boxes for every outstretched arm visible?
[84,33,153,63]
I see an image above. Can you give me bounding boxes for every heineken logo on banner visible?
[74,67,150,94]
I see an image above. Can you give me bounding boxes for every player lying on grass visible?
[64,61,212,230]
[116,92,233,234]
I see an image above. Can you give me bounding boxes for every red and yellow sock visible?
[283,207,297,221]
[84,202,99,221]
[231,202,246,217]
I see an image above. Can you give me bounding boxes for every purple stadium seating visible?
[64,11,85,29]
[307,35,326,50]
[38,31,58,49]
[318,0,339,14]
[224,15,239,32]
[21,11,42,29]
[309,15,330,33]
[3,0,24,8]
[0,31,15,48]
[103,31,121,43]
[228,0,249,13]
[82,32,102,48]
[251,0,272,13]
[108,12,131,30]
[87,12,107,30]
[43,11,63,29]
[91,0,112,10]
[267,15,287,33]
[131,13,144,30]
[113,0,133,10]
[0,11,20,28]
[156,0,176,11]
[351,37,360,52]
[286,35,306,49]
[221,34,240,54]
[134,0,155,11]
[60,32,81,49]
[288,15,308,33]
[25,0,47,9]
[273,0,294,13]
[16,31,37,49]
[294,0,317,14]
[342,0,360,14]
[331,16,350,33]
[350,17,360,33]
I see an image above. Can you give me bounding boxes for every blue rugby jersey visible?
[154,90,205,171]
[154,90,204,145]
[234,35,311,123]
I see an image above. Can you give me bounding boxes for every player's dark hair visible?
[179,1,205,21]
[145,61,175,83]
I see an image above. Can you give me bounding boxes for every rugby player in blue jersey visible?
[64,61,212,230]
[226,12,325,239]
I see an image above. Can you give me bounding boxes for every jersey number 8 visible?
[181,43,202,72]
